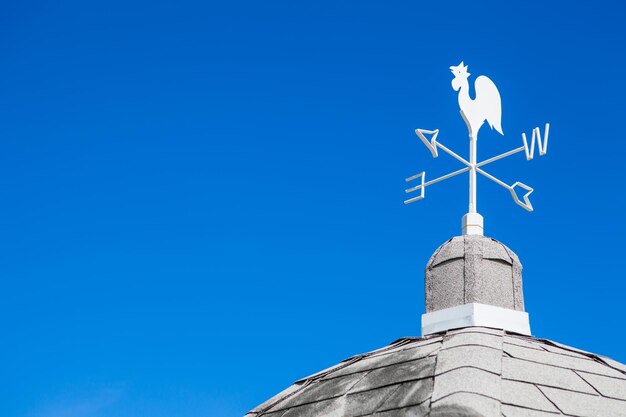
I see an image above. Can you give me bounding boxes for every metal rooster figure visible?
[451,61,503,138]
[405,62,550,236]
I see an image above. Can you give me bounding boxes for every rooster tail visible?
[492,120,504,136]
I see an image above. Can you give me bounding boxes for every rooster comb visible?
[450,61,469,75]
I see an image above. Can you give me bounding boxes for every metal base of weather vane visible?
[462,212,484,236]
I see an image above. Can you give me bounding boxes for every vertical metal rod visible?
[469,133,477,213]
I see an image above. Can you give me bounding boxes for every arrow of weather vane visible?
[405,62,550,227]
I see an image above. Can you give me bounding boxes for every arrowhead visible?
[415,129,439,158]
[508,182,534,212]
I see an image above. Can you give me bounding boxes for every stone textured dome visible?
[425,235,524,313]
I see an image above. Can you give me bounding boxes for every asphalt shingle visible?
[576,371,626,400]
[539,386,626,417]
[249,383,302,414]
[431,367,500,401]
[274,372,366,411]
[448,326,505,337]
[350,357,436,392]
[503,335,545,351]
[600,356,626,375]
[365,337,442,360]
[436,344,502,375]
[279,397,343,417]
[431,392,500,417]
[375,402,430,417]
[344,385,399,417]
[501,379,560,413]
[325,343,441,380]
[503,343,626,380]
[502,357,596,394]
[501,405,561,417]
[539,343,596,360]
[377,379,434,411]
[443,331,503,350]
[254,411,283,417]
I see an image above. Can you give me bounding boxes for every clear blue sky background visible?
[0,1,624,416]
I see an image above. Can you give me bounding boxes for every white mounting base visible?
[462,212,484,236]
[421,302,531,336]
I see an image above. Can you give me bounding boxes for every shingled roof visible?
[248,235,626,417]
[246,327,626,417]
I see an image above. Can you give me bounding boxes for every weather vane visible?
[404,61,550,235]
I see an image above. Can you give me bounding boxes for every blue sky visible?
[0,1,625,416]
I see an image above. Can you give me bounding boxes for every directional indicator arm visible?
[405,129,471,205]
[470,124,549,211]
[436,142,471,167]
[415,128,471,167]
[406,123,549,212]
[404,167,470,204]
[476,146,525,168]
[475,146,535,211]
[476,167,534,211]
[475,123,549,168]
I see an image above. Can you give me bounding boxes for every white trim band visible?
[421,302,531,336]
